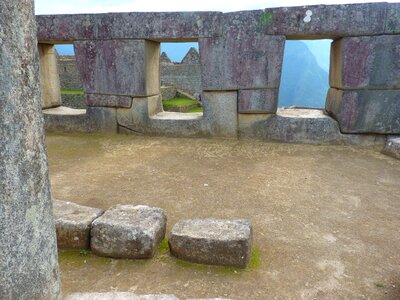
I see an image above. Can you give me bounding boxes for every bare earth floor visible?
[46,133,400,300]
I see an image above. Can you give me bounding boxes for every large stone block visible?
[74,39,159,96]
[86,94,133,108]
[86,107,118,133]
[43,106,87,133]
[202,91,238,137]
[169,219,253,268]
[386,3,400,34]
[330,36,400,89]
[39,43,62,108]
[64,292,179,300]
[53,200,104,249]
[200,35,285,90]
[238,89,278,113]
[36,12,222,42]
[0,0,61,298]
[382,137,400,160]
[326,88,400,134]
[91,205,167,259]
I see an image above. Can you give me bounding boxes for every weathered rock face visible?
[238,89,278,113]
[86,94,133,108]
[74,39,159,97]
[326,88,400,134]
[53,200,104,249]
[91,205,167,258]
[169,219,253,268]
[330,35,400,89]
[64,292,179,300]
[382,137,400,160]
[0,0,61,298]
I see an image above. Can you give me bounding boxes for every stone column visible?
[0,1,61,299]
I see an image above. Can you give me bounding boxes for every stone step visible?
[43,106,87,133]
[169,219,252,269]
[383,136,400,160]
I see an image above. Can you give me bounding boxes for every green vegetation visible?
[375,282,385,288]
[163,97,198,107]
[185,107,203,113]
[61,89,84,95]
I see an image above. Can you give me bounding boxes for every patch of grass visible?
[185,107,203,113]
[248,246,261,269]
[163,97,198,107]
[158,238,170,255]
[61,89,84,95]
[375,282,385,288]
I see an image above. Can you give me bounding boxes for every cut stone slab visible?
[53,200,104,249]
[326,88,400,134]
[382,137,400,160]
[238,89,278,113]
[86,106,118,133]
[169,219,252,269]
[86,94,133,108]
[91,205,167,259]
[43,106,87,133]
[330,35,400,89]
[386,3,400,34]
[64,292,179,300]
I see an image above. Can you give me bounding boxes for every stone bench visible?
[91,205,167,259]
[169,219,252,269]
[53,200,104,249]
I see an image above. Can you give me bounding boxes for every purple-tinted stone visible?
[238,89,278,113]
[86,94,132,108]
[74,39,159,96]
[326,88,400,134]
[330,35,400,90]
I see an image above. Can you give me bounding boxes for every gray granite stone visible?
[91,205,167,259]
[86,94,133,108]
[44,106,87,133]
[326,88,400,134]
[330,35,400,89]
[64,292,179,300]
[0,0,61,298]
[169,219,253,268]
[53,200,104,249]
[86,106,118,133]
[385,3,400,34]
[238,89,278,113]
[382,137,400,160]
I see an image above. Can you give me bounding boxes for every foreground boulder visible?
[53,200,104,249]
[91,205,167,258]
[64,292,178,300]
[169,219,252,268]
[382,137,400,160]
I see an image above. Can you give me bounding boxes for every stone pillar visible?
[39,43,62,109]
[0,1,61,299]
[327,35,400,133]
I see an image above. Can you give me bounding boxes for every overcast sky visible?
[35,0,399,14]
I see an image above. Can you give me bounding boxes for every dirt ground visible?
[46,133,400,299]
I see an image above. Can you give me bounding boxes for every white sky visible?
[35,0,399,14]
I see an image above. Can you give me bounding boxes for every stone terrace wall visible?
[37,2,400,138]
[58,55,83,90]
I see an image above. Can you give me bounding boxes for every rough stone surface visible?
[86,107,118,133]
[326,88,400,134]
[74,39,159,96]
[330,35,400,89]
[58,55,83,90]
[386,3,400,34]
[200,35,285,90]
[238,89,278,113]
[0,0,61,298]
[181,47,200,64]
[382,136,400,160]
[238,109,386,145]
[91,205,167,259]
[44,106,87,133]
[86,94,133,108]
[62,93,86,109]
[202,92,238,137]
[169,219,252,268]
[64,292,179,300]
[53,200,104,249]
[39,43,62,108]
[161,85,177,101]
[161,62,202,95]
[37,12,222,41]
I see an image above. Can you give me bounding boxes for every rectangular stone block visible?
[91,205,167,259]
[330,35,400,90]
[38,44,62,108]
[86,94,132,108]
[200,35,285,90]
[86,107,118,133]
[386,3,400,34]
[36,12,222,42]
[238,89,278,113]
[169,219,253,269]
[74,39,159,96]
[53,200,104,249]
[326,88,400,134]
[202,91,238,137]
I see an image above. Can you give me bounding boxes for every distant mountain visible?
[279,41,329,108]
[303,40,332,72]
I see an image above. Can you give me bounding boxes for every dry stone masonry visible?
[36,3,400,149]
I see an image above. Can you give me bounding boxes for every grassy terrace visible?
[162,96,203,113]
[61,89,84,95]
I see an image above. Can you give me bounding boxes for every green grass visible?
[61,89,84,95]
[185,107,203,113]
[162,97,198,107]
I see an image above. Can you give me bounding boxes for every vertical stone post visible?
[0,1,61,299]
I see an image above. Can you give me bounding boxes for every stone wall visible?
[37,2,400,139]
[58,55,83,90]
